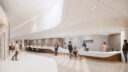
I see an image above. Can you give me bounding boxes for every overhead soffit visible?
[64,0,127,25]
[0,0,128,39]
[0,0,59,29]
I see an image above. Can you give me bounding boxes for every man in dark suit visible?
[54,42,59,56]
[68,41,73,58]
[122,40,128,63]
[82,41,87,51]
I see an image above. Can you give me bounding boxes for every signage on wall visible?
[80,40,83,45]
[84,40,94,43]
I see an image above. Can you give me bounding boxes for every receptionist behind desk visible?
[82,41,87,51]
[102,42,108,52]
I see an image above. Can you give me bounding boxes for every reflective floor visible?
[0,52,57,72]
[35,52,128,72]
[0,51,128,72]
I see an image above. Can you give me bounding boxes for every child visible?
[73,46,78,59]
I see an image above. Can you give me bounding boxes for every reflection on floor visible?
[0,51,128,72]
[34,52,128,72]
[0,52,57,72]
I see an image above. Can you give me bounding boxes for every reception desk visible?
[25,46,121,61]
[78,51,121,61]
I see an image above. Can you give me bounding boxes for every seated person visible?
[73,46,78,59]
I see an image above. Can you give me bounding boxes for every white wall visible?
[64,35,108,51]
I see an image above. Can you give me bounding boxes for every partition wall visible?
[24,38,64,48]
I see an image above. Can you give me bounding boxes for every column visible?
[0,6,9,60]
[22,39,24,50]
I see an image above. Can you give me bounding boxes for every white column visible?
[22,39,24,50]
[0,25,9,60]
[121,30,128,62]
[0,6,9,60]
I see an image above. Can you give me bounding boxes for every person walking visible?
[54,42,59,56]
[68,41,73,59]
[12,41,20,61]
[122,40,128,63]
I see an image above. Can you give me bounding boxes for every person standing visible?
[12,41,20,61]
[63,42,67,49]
[20,44,22,50]
[54,42,59,56]
[122,40,128,63]
[82,41,87,51]
[102,42,108,52]
[73,46,78,59]
[68,41,73,58]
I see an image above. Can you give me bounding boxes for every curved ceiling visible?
[0,0,128,39]
[0,6,8,26]
[0,0,63,30]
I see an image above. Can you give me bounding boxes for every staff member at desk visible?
[102,42,108,52]
[82,41,87,51]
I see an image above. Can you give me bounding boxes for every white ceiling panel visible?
[0,0,128,39]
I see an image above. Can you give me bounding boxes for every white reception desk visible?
[26,45,121,58]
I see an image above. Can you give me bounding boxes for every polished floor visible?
[34,52,128,72]
[0,51,57,72]
[0,51,128,72]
